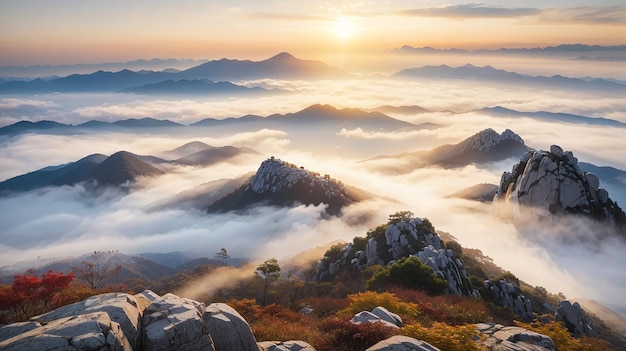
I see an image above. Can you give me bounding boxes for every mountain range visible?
[119,79,277,96]
[477,106,626,128]
[0,104,418,137]
[393,64,626,93]
[393,44,626,55]
[5,104,624,139]
[0,53,348,94]
[0,142,258,196]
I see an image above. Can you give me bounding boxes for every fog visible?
[1,66,625,311]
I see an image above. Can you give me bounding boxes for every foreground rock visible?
[0,312,132,351]
[494,145,626,234]
[365,335,441,351]
[142,293,214,351]
[204,302,258,351]
[477,323,555,351]
[0,290,265,351]
[31,292,144,349]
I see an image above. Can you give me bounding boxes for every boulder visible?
[351,311,400,329]
[372,306,403,327]
[258,340,316,351]
[483,280,533,321]
[0,312,131,351]
[31,292,143,349]
[477,323,555,351]
[555,300,598,338]
[203,302,257,351]
[365,335,441,351]
[142,293,214,351]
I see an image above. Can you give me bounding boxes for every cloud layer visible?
[1,67,625,311]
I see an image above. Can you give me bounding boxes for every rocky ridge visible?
[456,128,524,153]
[0,290,312,351]
[208,157,368,215]
[0,290,564,351]
[316,215,476,297]
[494,145,626,233]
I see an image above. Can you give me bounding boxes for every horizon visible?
[2,1,625,67]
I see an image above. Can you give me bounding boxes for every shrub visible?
[305,296,349,317]
[319,317,397,351]
[402,322,486,351]
[366,257,448,295]
[390,287,489,325]
[514,321,611,351]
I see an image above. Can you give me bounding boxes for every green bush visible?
[366,257,448,295]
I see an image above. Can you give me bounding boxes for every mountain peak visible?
[251,157,335,195]
[267,52,297,61]
[459,128,524,152]
[87,151,164,186]
[208,157,369,215]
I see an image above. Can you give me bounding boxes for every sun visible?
[334,17,356,41]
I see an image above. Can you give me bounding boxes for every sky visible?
[1,0,625,66]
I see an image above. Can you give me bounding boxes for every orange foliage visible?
[391,287,489,325]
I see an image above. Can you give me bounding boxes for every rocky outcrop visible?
[0,312,132,351]
[316,216,476,297]
[203,302,258,351]
[483,280,533,322]
[0,290,266,351]
[350,306,403,329]
[142,293,214,351]
[258,340,317,351]
[477,323,555,351]
[208,157,368,215]
[555,300,598,338]
[494,145,626,234]
[365,335,441,351]
[31,292,144,349]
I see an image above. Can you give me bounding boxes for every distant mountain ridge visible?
[478,106,626,128]
[0,104,415,136]
[0,142,258,195]
[119,79,274,96]
[393,64,626,93]
[393,44,626,55]
[0,151,163,195]
[0,53,348,94]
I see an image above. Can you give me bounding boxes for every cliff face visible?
[494,145,626,234]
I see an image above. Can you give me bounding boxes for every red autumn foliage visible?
[0,270,74,322]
